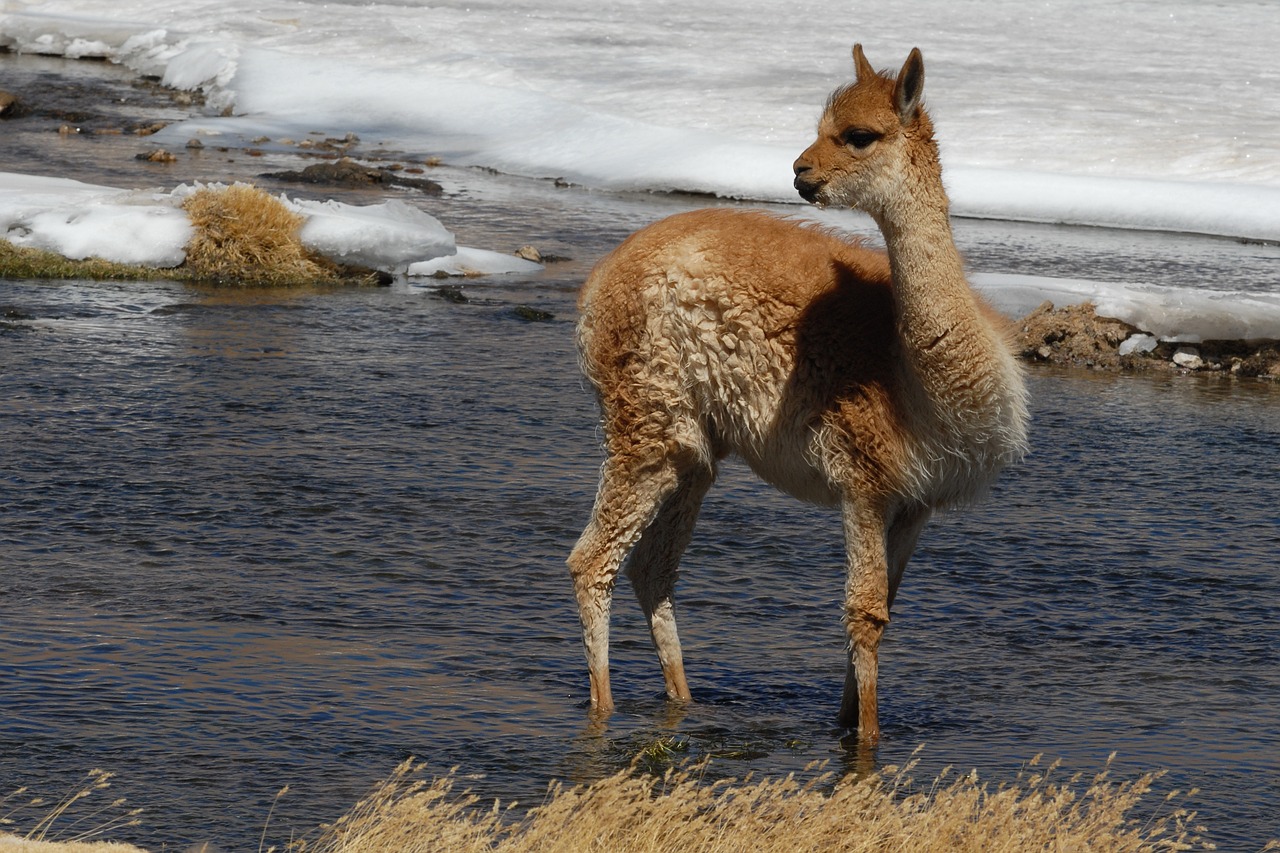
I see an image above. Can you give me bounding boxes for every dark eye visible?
[842,129,880,149]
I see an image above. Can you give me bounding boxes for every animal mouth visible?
[793,176,822,204]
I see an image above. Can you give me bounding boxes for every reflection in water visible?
[2,259,1279,850]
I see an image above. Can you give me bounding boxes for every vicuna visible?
[568,44,1028,742]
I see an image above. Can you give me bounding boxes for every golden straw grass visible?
[0,184,378,287]
[286,751,1223,853]
[1,769,143,852]
[179,184,367,286]
[11,749,1273,852]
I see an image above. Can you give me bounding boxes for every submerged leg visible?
[838,498,890,742]
[625,462,715,702]
[567,452,683,711]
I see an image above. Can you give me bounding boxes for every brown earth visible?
[1012,301,1280,379]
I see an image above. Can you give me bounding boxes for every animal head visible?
[793,45,937,218]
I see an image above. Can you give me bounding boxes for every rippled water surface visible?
[4,104,1280,850]
[4,258,1278,850]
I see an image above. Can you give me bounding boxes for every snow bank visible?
[0,173,194,266]
[948,169,1280,244]
[973,273,1280,343]
[0,173,548,278]
[4,9,1279,242]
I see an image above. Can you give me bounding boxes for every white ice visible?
[0,172,548,278]
[4,0,1279,241]
[0,173,194,266]
[3,1,1280,337]
[408,248,543,279]
[973,273,1280,343]
[289,197,454,271]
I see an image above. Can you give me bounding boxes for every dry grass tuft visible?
[1,770,143,852]
[1,184,381,287]
[180,184,358,287]
[288,751,1219,853]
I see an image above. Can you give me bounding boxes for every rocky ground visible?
[1013,302,1280,380]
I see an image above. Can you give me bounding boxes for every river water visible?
[3,56,1280,853]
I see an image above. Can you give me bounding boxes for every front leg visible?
[838,498,890,743]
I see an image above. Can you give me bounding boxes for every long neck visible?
[866,133,1029,475]
[874,174,983,358]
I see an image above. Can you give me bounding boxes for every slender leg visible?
[838,499,890,742]
[886,503,930,611]
[625,463,715,702]
[567,452,682,712]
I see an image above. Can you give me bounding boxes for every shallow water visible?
[4,196,1280,850]
[3,55,1280,853]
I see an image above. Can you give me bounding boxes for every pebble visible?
[1172,346,1204,369]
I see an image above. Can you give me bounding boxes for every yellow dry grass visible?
[287,752,1220,853]
[10,750,1273,853]
[0,184,378,287]
[0,838,146,853]
[0,770,143,853]
[180,184,355,287]
[0,240,167,281]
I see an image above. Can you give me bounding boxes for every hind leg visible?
[625,462,715,702]
[568,448,689,711]
[886,503,929,611]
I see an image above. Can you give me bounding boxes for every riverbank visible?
[2,755,1214,852]
[1014,302,1280,379]
[4,49,1279,384]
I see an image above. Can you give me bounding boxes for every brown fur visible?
[568,46,1028,742]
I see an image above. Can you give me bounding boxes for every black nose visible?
[792,160,821,202]
[793,166,820,203]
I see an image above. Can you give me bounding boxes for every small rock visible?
[432,285,468,303]
[186,138,205,149]
[514,305,554,322]
[136,149,177,163]
[0,90,22,118]
[1171,346,1203,370]
[262,157,442,193]
[514,245,542,263]
[1036,345,1053,360]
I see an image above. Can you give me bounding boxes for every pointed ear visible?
[893,47,925,122]
[852,43,876,82]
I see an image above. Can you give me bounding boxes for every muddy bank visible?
[1012,302,1280,379]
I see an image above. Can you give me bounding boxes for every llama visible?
[567,44,1028,742]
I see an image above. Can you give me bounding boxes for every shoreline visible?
[3,49,1278,384]
[1013,302,1280,380]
